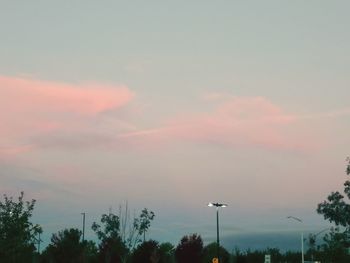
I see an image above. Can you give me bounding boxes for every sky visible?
[0,0,350,250]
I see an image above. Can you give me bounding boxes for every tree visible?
[203,242,230,263]
[283,251,300,263]
[83,240,99,263]
[158,242,175,263]
[137,208,155,242]
[0,191,41,262]
[122,207,155,249]
[174,234,203,263]
[92,213,128,263]
[317,158,350,228]
[131,240,160,263]
[317,158,350,259]
[42,228,86,263]
[321,227,350,262]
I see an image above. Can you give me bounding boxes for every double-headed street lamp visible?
[287,216,304,263]
[208,202,227,262]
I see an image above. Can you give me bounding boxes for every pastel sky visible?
[1,1,350,249]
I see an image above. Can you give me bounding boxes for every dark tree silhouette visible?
[321,227,350,263]
[118,204,156,251]
[131,240,159,263]
[203,242,230,263]
[92,213,128,263]
[317,159,350,228]
[159,242,175,263]
[0,191,41,262]
[42,228,87,263]
[138,208,155,242]
[174,234,203,263]
[316,158,350,262]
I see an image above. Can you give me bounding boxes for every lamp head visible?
[287,216,302,222]
[208,202,228,208]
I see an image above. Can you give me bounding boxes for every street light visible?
[208,202,227,262]
[309,227,331,262]
[81,212,86,242]
[287,216,304,263]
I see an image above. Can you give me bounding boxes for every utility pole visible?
[81,212,86,242]
[216,207,220,262]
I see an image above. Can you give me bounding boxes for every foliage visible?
[317,158,350,228]
[316,158,350,262]
[158,242,175,263]
[136,208,155,242]
[0,191,41,262]
[321,227,350,263]
[175,233,203,263]
[120,206,155,250]
[231,247,301,263]
[283,251,301,263]
[131,240,159,263]
[92,207,155,262]
[41,228,96,263]
[92,213,128,263]
[203,242,230,263]
[92,213,121,241]
[83,240,99,263]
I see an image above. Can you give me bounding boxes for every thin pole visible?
[301,232,304,263]
[287,216,304,263]
[216,207,220,262]
[38,232,41,253]
[81,212,86,242]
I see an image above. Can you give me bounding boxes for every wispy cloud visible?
[1,77,347,156]
[119,96,308,151]
[0,145,35,157]
[0,76,133,115]
[0,75,134,157]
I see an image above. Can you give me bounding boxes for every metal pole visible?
[287,216,304,263]
[81,212,86,242]
[38,232,41,253]
[217,207,220,262]
[301,232,304,263]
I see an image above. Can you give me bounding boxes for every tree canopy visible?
[131,240,159,263]
[42,228,86,263]
[0,191,41,262]
[175,234,203,263]
[203,243,230,263]
[92,213,128,263]
[317,158,350,228]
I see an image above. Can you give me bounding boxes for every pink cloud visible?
[119,96,311,151]
[0,76,320,155]
[0,75,134,157]
[0,145,35,158]
[0,76,133,115]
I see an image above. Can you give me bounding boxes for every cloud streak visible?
[0,76,133,115]
[1,76,344,156]
[0,75,134,158]
[119,96,311,151]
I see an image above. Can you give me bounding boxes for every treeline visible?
[1,159,350,262]
[1,192,350,263]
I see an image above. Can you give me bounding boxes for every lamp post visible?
[37,231,42,253]
[208,202,227,262]
[309,227,330,262]
[81,212,86,242]
[287,216,304,263]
